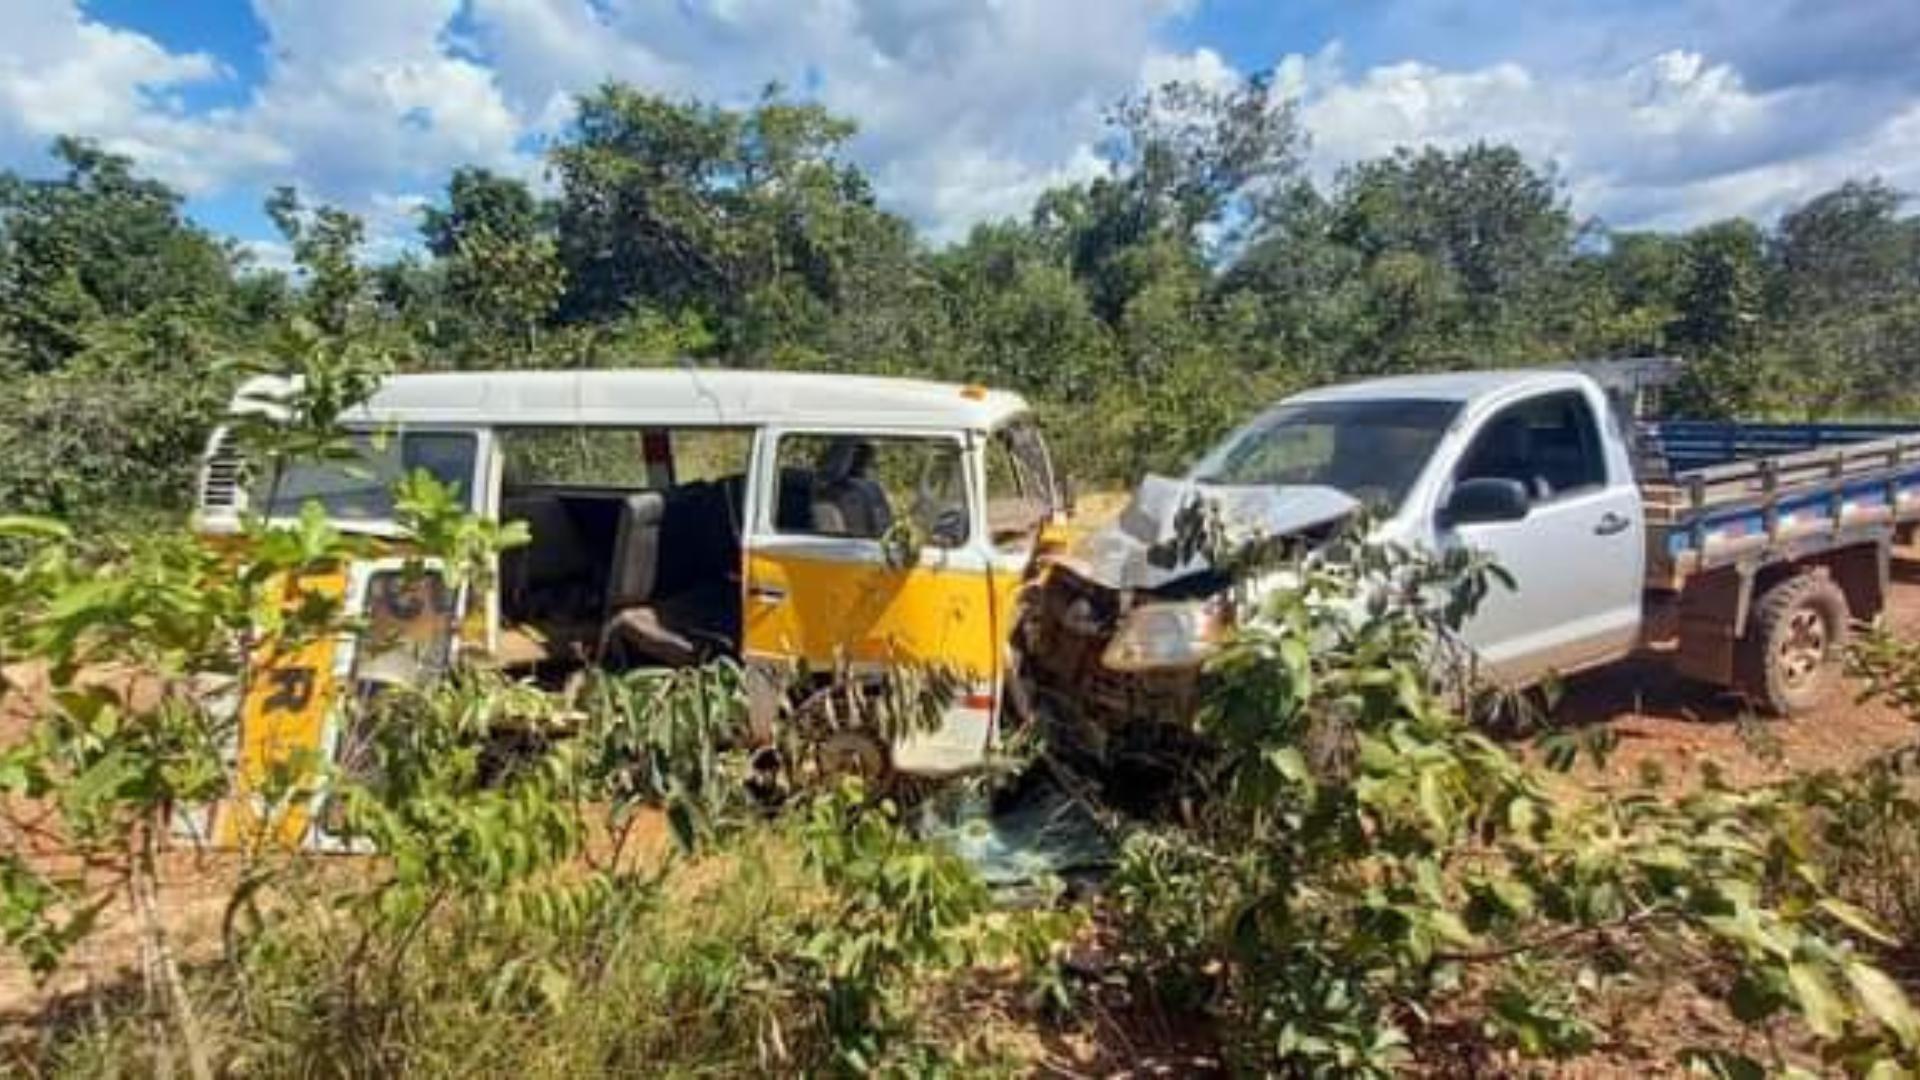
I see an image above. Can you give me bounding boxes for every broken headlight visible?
[1101,596,1233,672]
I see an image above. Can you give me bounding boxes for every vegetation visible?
[6,68,1920,1078]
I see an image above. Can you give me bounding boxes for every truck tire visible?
[1739,571,1850,716]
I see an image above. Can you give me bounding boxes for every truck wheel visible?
[1740,572,1850,716]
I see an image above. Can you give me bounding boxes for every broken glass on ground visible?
[915,768,1119,904]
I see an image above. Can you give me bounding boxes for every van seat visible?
[605,580,740,667]
[501,494,593,615]
[603,482,742,667]
[605,492,666,611]
[496,493,601,667]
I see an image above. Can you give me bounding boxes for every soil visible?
[1541,565,1920,795]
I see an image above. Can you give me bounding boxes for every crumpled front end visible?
[1018,559,1207,737]
[1016,476,1359,746]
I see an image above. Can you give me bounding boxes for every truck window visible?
[1190,399,1460,513]
[775,433,969,547]
[1456,391,1606,501]
[259,431,477,521]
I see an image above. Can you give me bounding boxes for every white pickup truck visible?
[1025,367,1920,734]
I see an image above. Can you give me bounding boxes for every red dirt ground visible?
[1542,565,1920,794]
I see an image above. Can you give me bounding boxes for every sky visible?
[4,0,1918,266]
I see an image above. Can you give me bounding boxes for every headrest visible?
[817,438,867,484]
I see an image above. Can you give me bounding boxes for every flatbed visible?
[1641,422,1920,585]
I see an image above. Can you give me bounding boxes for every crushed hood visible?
[1063,475,1359,591]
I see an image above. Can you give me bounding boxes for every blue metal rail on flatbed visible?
[1640,421,1920,584]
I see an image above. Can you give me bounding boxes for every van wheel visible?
[1740,572,1850,716]
[814,729,891,788]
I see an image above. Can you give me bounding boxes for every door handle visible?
[1594,512,1631,536]
[747,583,787,604]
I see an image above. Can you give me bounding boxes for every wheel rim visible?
[1776,605,1830,690]
[817,730,886,784]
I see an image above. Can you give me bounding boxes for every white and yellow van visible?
[194,368,1069,840]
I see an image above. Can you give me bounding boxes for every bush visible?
[1103,535,1920,1075]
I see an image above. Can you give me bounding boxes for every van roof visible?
[233,368,1034,431]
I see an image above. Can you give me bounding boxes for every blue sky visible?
[4,0,1917,265]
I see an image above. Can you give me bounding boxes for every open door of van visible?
[741,427,1000,774]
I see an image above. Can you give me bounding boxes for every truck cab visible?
[1282,371,1647,687]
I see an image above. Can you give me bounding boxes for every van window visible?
[499,428,752,489]
[502,428,657,488]
[986,423,1052,548]
[774,433,968,547]
[1456,391,1606,501]
[260,431,477,521]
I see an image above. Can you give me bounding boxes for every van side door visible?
[1437,388,1644,685]
[741,427,1000,773]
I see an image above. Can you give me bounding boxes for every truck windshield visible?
[257,431,478,522]
[1191,399,1460,512]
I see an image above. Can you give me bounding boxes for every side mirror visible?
[929,506,968,548]
[1443,477,1530,527]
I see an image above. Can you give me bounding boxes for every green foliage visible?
[1106,535,1920,1075]
[792,780,1079,1075]
[0,138,237,373]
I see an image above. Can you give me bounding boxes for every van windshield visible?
[258,431,478,521]
[1190,399,1460,513]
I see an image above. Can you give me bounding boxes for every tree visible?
[1106,73,1302,245]
[266,186,369,337]
[420,167,545,259]
[1670,219,1768,357]
[0,138,236,371]
[1776,179,1915,318]
[1329,144,1573,318]
[550,83,906,361]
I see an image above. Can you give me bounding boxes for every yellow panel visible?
[745,552,1001,678]
[213,568,349,848]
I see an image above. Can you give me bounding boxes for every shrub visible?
[1106,534,1920,1075]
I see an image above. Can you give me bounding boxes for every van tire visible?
[1739,571,1849,716]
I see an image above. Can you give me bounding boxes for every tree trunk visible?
[132,818,214,1080]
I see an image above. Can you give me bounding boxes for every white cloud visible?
[0,0,529,229]
[1282,43,1920,229]
[1140,46,1240,96]
[0,0,282,191]
[238,0,529,200]
[1,0,1916,250]
[467,0,1198,239]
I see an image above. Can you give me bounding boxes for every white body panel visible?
[1253,370,1649,688]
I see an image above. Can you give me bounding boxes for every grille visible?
[198,427,246,510]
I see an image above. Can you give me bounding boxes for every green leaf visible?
[1417,769,1451,834]
[0,515,70,540]
[1677,1048,1766,1080]
[1818,897,1898,947]
[1265,747,1310,785]
[1786,962,1845,1040]
[1427,909,1475,948]
[1846,961,1920,1048]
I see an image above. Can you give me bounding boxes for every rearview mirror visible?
[1443,477,1530,527]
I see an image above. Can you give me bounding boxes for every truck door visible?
[742,428,1000,773]
[1440,388,1644,686]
